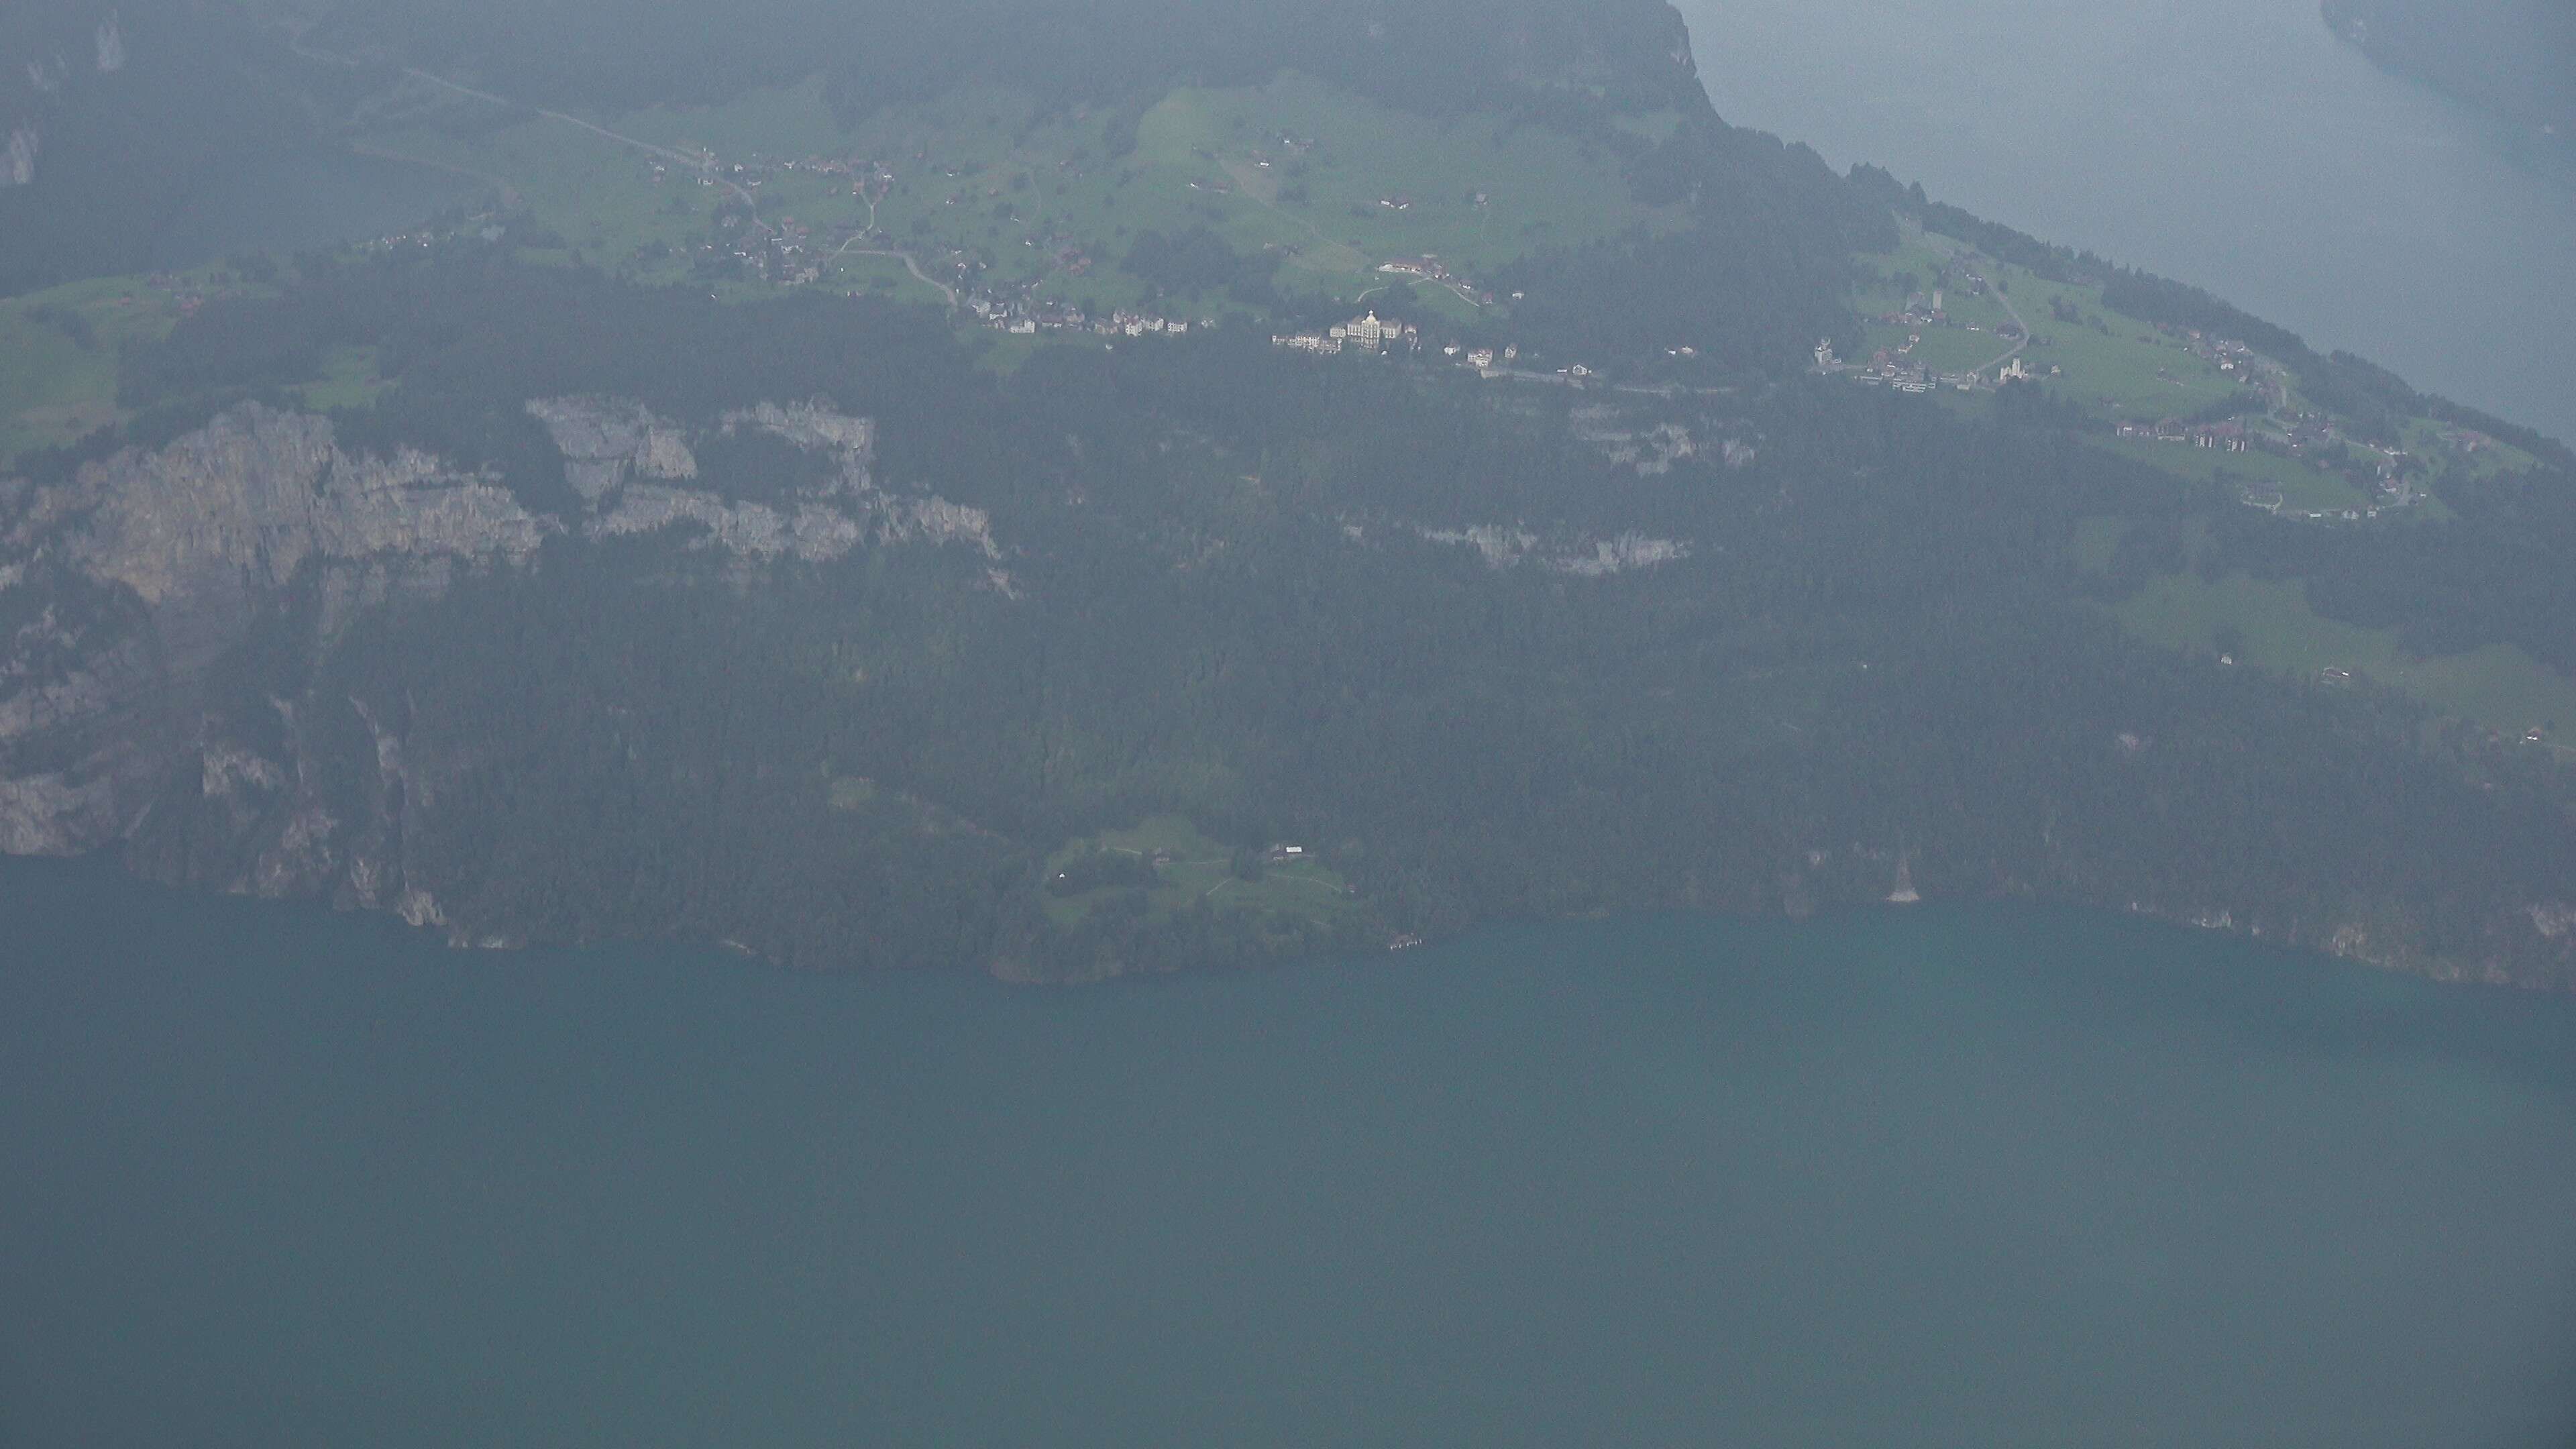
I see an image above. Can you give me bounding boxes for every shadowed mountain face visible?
[2322,0,2576,131]
[0,4,321,295]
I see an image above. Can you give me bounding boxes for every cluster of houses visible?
[1817,339,1940,393]
[1267,321,1614,387]
[1449,343,1521,372]
[2168,326,2262,373]
[1272,311,1423,356]
[1872,287,1947,329]
[124,271,249,321]
[1269,316,1572,380]
[2118,414,2435,521]
[967,292,1210,339]
[1815,335,2057,396]
[2114,419,2254,451]
[1374,255,1499,308]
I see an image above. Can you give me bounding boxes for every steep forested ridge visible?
[1,0,2571,986]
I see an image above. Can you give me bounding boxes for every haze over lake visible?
[1678,0,2576,443]
[142,148,480,273]
[6,859,2575,1446]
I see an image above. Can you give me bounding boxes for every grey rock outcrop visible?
[1,396,1000,937]
[1417,523,1687,574]
[74,405,548,604]
[94,14,125,73]
[531,395,994,561]
[3,125,36,187]
[0,404,545,879]
[525,395,699,500]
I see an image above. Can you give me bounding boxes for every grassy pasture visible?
[293,345,393,411]
[0,275,203,468]
[2004,272,2240,418]
[2089,436,2375,515]
[355,71,1674,320]
[2400,415,2539,488]
[1858,323,2004,376]
[1042,814,1357,933]
[1136,73,1679,282]
[1851,229,2528,518]
[2114,572,2576,745]
[1853,231,2239,413]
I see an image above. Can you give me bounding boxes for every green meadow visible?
[2090,435,2375,515]
[2004,271,2239,418]
[1854,229,2239,415]
[1042,814,1359,934]
[2114,572,2576,745]
[1850,226,2539,523]
[349,70,1679,320]
[0,274,214,468]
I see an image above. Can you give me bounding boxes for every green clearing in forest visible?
[2114,572,2576,745]
[2088,436,2375,515]
[1042,814,1358,932]
[0,276,197,468]
[293,345,393,411]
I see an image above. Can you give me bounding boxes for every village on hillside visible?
[294,89,2546,537]
[1812,235,2522,525]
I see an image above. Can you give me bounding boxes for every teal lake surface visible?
[4,857,2575,1445]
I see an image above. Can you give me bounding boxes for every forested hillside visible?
[1,0,2571,986]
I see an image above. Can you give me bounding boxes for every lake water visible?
[5,857,2575,1446]
[144,148,482,273]
[1676,0,2576,444]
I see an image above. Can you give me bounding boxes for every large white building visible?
[1330,311,1418,353]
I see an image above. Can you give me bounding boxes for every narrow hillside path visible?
[827,243,957,307]
[280,28,767,217]
[349,141,523,209]
[1978,276,2032,377]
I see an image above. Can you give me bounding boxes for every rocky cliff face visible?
[0,396,991,934]
[528,394,996,562]
[0,405,543,873]
[70,405,549,605]
[2,125,35,186]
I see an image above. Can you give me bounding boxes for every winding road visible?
[1977,274,2032,378]
[825,241,957,307]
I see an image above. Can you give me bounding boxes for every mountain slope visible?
[0,0,2569,987]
